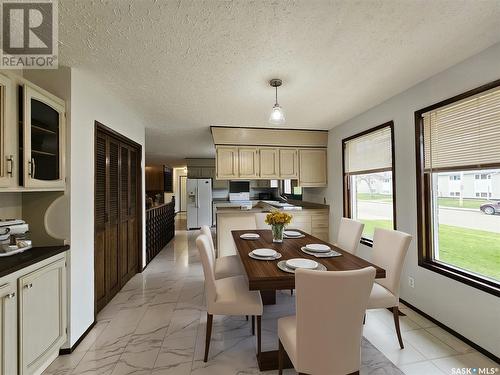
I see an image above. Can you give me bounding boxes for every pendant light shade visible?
[269,79,285,125]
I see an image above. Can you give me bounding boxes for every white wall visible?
[25,67,146,348]
[173,167,187,212]
[306,42,500,356]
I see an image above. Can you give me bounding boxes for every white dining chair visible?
[254,213,269,229]
[335,217,364,254]
[200,225,244,279]
[278,267,376,375]
[367,228,412,349]
[196,234,263,362]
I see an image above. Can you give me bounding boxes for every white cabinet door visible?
[238,147,259,178]
[279,148,298,179]
[0,74,15,188]
[0,281,17,375]
[298,148,327,187]
[259,148,279,179]
[216,146,239,179]
[19,258,67,375]
[23,84,66,189]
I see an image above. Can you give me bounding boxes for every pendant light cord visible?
[275,85,278,105]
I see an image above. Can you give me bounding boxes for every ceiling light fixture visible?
[269,78,285,125]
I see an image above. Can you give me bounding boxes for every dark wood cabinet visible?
[94,123,142,314]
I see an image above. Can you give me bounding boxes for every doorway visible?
[180,175,187,212]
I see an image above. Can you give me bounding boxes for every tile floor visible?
[43,214,498,375]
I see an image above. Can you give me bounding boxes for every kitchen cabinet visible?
[298,148,327,187]
[259,148,279,179]
[19,257,67,375]
[279,148,298,178]
[0,281,17,375]
[238,147,259,178]
[187,166,201,178]
[216,146,239,179]
[0,74,16,188]
[21,84,66,189]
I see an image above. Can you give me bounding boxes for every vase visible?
[271,224,285,243]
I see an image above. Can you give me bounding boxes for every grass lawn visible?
[437,197,489,210]
[357,193,393,202]
[360,220,500,281]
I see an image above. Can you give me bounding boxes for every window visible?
[343,122,395,244]
[415,80,500,296]
[449,175,461,181]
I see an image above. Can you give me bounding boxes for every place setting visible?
[277,257,327,273]
[240,232,260,240]
[248,248,282,260]
[300,243,342,258]
[283,230,305,239]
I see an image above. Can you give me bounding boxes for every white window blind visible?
[423,86,500,170]
[344,126,392,174]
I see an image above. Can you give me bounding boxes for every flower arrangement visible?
[265,210,292,243]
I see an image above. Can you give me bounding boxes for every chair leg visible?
[363,313,366,325]
[204,313,213,362]
[392,306,404,349]
[278,339,284,375]
[246,315,248,321]
[290,289,293,295]
[251,315,255,335]
[256,315,262,356]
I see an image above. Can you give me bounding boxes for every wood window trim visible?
[342,121,397,247]
[414,79,500,297]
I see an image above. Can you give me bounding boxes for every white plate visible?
[240,233,260,240]
[284,230,302,237]
[285,258,318,270]
[252,248,277,257]
[305,243,331,253]
[249,252,282,261]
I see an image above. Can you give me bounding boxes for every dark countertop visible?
[0,245,69,278]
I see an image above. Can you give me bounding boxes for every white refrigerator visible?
[187,178,213,229]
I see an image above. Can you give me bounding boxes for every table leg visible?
[260,290,276,305]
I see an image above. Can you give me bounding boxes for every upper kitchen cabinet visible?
[279,148,298,178]
[299,148,327,187]
[238,147,259,178]
[0,74,16,188]
[216,146,238,179]
[20,84,66,189]
[259,147,279,179]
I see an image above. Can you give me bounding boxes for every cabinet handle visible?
[6,155,13,176]
[24,283,33,289]
[5,292,15,299]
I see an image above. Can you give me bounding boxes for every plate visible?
[240,233,260,240]
[277,260,326,274]
[252,248,277,257]
[305,243,331,253]
[285,258,318,270]
[301,247,342,258]
[284,230,302,237]
[249,252,282,261]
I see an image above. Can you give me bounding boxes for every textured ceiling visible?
[58,0,500,167]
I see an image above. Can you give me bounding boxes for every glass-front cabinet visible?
[0,74,15,188]
[21,84,65,189]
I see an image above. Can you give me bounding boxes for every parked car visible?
[480,200,500,215]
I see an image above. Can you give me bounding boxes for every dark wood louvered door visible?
[94,123,142,314]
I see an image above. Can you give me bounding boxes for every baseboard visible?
[59,321,96,355]
[399,298,499,364]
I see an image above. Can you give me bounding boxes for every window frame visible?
[415,79,500,297]
[342,121,397,247]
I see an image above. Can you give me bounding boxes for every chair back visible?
[336,217,364,254]
[200,225,216,259]
[254,213,269,229]
[295,267,375,375]
[195,234,217,307]
[372,228,412,298]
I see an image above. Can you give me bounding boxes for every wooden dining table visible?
[231,229,386,371]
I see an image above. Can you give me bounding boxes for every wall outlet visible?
[408,276,415,288]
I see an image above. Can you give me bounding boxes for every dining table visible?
[231,229,386,371]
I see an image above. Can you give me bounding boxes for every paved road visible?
[358,201,500,233]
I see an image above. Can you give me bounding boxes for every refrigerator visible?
[187,178,213,229]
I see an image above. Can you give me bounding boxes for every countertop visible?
[0,245,69,278]
[215,200,329,214]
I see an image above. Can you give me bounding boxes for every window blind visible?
[344,126,392,174]
[423,86,500,170]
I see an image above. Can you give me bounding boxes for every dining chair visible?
[278,267,376,375]
[335,217,364,254]
[196,234,263,362]
[200,225,244,279]
[254,213,269,229]
[367,228,412,349]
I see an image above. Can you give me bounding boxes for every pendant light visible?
[269,78,285,125]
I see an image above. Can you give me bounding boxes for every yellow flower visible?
[265,210,293,225]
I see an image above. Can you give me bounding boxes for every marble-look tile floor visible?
[43,216,498,375]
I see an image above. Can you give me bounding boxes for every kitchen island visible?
[215,200,329,257]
